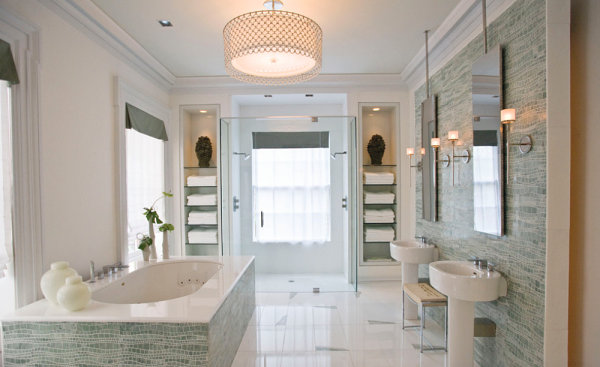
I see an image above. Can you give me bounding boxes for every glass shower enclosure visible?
[220,116,358,292]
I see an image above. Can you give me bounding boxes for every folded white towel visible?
[188,211,217,225]
[364,192,395,204]
[188,228,218,243]
[187,194,217,206]
[364,209,395,217]
[364,172,395,185]
[187,175,217,186]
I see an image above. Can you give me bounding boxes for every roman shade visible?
[125,103,168,141]
[0,39,19,85]
[252,131,329,149]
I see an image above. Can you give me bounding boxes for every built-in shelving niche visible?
[359,103,401,266]
[180,105,221,256]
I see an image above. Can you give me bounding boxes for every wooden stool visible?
[402,283,448,353]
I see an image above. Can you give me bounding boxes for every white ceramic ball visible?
[57,275,91,312]
[40,261,78,305]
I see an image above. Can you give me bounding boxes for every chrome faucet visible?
[89,261,95,283]
[102,262,129,275]
[470,257,488,270]
[415,236,427,247]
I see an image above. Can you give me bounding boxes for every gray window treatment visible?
[0,39,19,85]
[252,131,329,149]
[125,103,168,141]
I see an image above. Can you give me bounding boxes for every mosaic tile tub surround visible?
[1,257,256,366]
[414,0,547,366]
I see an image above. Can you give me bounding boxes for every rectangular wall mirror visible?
[471,45,503,236]
[421,96,437,222]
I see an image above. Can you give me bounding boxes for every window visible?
[0,80,15,315]
[125,128,165,260]
[252,147,331,244]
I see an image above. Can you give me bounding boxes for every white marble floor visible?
[233,281,447,367]
[256,273,356,293]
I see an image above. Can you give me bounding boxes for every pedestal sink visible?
[429,261,507,367]
[390,240,438,319]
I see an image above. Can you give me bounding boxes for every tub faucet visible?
[89,261,96,283]
[470,257,488,270]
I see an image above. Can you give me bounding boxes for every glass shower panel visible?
[220,116,357,292]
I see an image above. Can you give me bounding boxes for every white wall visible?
[569,0,600,365]
[1,1,169,278]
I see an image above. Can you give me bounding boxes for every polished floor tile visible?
[232,281,447,367]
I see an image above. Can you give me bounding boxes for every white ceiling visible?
[90,0,461,78]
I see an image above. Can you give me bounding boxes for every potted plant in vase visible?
[159,223,174,259]
[144,192,173,260]
[137,234,153,262]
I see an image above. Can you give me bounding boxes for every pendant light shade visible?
[223,3,322,85]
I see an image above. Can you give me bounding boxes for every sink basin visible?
[429,261,508,367]
[429,261,507,302]
[390,240,437,264]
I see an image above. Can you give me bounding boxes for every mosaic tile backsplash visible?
[1,262,255,366]
[414,0,547,366]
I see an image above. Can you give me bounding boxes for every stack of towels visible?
[188,228,218,244]
[364,226,395,242]
[364,209,395,223]
[187,193,217,206]
[188,211,217,225]
[187,175,217,186]
[364,172,395,185]
[364,191,395,204]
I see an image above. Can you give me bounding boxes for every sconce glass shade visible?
[406,147,415,156]
[501,108,516,124]
[448,131,459,141]
[431,137,441,148]
[223,5,322,85]
[420,147,426,155]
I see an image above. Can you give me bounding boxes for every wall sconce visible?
[406,147,422,186]
[430,131,471,186]
[501,108,533,184]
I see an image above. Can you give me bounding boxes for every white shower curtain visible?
[252,147,331,244]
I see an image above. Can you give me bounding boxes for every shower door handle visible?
[342,196,348,210]
[260,211,264,227]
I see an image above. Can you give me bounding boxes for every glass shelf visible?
[185,223,218,226]
[184,166,217,169]
[363,164,397,167]
[185,205,218,208]
[363,241,395,244]
[363,202,395,206]
[184,185,217,188]
[186,242,218,246]
[363,183,396,186]
[364,222,396,225]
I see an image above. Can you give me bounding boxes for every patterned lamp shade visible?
[223,7,322,85]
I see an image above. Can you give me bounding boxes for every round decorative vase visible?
[162,231,170,260]
[149,222,157,260]
[40,261,78,305]
[57,275,91,312]
[367,134,386,165]
[195,136,213,167]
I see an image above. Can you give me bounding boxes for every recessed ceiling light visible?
[158,20,173,27]
[264,94,273,98]
[372,107,381,112]
[305,94,314,97]
[199,110,207,113]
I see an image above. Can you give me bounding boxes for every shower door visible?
[220,116,357,292]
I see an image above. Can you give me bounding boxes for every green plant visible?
[143,191,173,225]
[138,235,153,250]
[159,223,175,232]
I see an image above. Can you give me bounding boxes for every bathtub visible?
[1,256,255,367]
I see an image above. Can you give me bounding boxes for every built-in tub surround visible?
[414,0,547,366]
[1,257,255,367]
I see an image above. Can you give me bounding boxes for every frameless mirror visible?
[472,45,503,236]
[421,96,437,222]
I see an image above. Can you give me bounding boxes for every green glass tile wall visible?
[414,0,547,366]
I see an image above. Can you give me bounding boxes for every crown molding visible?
[42,0,175,89]
[401,0,517,91]
[171,73,407,94]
